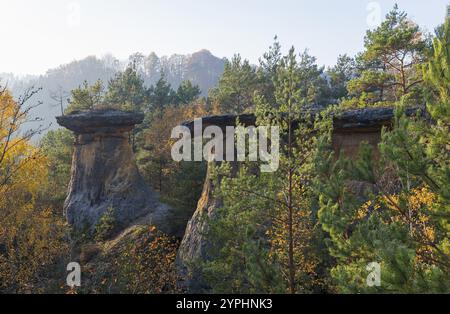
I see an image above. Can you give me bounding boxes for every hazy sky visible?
[1,0,448,75]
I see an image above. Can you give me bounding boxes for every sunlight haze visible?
[1,0,448,75]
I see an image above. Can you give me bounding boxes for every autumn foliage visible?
[0,89,68,293]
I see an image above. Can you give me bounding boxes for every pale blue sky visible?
[1,0,448,75]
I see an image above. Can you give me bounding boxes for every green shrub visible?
[94,207,117,241]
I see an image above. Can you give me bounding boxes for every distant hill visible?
[136,49,226,93]
[1,50,226,139]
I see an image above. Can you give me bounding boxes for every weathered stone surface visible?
[333,107,423,131]
[176,167,219,292]
[176,106,425,291]
[176,129,236,292]
[181,113,256,132]
[57,109,172,236]
[56,109,145,133]
[182,106,424,133]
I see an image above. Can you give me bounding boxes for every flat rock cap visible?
[181,106,425,133]
[56,109,144,133]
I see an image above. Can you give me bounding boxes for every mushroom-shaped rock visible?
[57,109,171,236]
[176,106,425,292]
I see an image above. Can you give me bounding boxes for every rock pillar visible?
[56,109,171,235]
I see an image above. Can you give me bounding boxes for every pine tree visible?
[202,48,329,293]
[209,54,259,114]
[257,35,282,105]
[423,16,450,122]
[149,72,176,114]
[315,15,450,293]
[65,80,105,113]
[105,66,149,112]
[326,54,356,101]
[342,4,427,108]
[296,49,329,106]
[175,80,201,105]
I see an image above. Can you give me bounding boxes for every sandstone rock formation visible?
[176,106,424,292]
[176,167,221,292]
[57,109,172,236]
[176,117,244,292]
[332,107,425,158]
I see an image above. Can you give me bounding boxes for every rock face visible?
[57,109,171,235]
[176,106,424,292]
[177,116,244,292]
[176,167,220,292]
[332,107,425,158]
